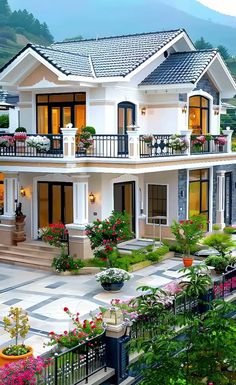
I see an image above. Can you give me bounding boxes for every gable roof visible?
[139,50,217,86]
[0,29,185,79]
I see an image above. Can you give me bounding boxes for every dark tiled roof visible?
[50,29,184,77]
[140,50,217,86]
[30,45,93,77]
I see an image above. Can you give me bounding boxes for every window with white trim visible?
[147,184,167,225]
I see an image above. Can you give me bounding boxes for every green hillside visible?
[0,0,53,69]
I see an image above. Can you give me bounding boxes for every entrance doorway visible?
[114,181,136,234]
[38,182,73,228]
[225,172,232,226]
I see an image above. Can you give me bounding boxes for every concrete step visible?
[0,252,52,266]
[17,241,61,253]
[0,258,52,271]
[0,245,60,259]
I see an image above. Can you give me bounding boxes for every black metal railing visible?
[0,134,63,158]
[40,332,106,385]
[213,267,236,299]
[75,134,128,158]
[190,134,227,154]
[139,135,187,158]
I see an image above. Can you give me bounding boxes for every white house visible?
[0,28,236,260]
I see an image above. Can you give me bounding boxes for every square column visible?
[216,170,226,230]
[0,174,18,245]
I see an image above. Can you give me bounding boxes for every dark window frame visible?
[147,184,168,225]
[189,169,209,218]
[189,95,210,135]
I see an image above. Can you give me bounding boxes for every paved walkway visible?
[0,259,192,356]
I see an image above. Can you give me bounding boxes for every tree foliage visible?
[195,37,213,50]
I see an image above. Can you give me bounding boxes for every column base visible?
[216,210,225,230]
[66,223,93,260]
[0,216,16,245]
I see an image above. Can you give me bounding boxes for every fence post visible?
[222,128,233,153]
[127,128,140,159]
[54,353,58,385]
[61,125,77,159]
[180,129,192,156]
[105,324,130,384]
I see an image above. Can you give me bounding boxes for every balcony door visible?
[189,95,209,135]
[114,181,135,234]
[38,182,73,228]
[118,101,135,154]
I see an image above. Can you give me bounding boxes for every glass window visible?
[74,105,86,133]
[49,94,74,103]
[63,107,71,127]
[189,169,209,219]
[148,184,167,225]
[37,106,48,134]
[118,102,135,135]
[189,96,209,135]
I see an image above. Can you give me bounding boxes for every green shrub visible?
[212,224,220,231]
[82,126,96,135]
[52,251,84,272]
[223,226,236,234]
[147,245,169,262]
[0,114,9,128]
[203,233,235,256]
[205,255,231,273]
[15,126,27,132]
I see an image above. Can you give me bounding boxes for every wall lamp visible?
[141,107,146,116]
[214,108,220,115]
[20,186,26,197]
[89,192,96,203]
[182,105,187,114]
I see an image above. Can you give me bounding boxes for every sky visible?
[197,0,236,16]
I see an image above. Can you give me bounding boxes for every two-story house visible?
[0,28,235,260]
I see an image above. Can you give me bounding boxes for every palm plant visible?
[179,265,212,298]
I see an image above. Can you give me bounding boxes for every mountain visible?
[0,0,53,69]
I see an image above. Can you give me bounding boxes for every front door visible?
[225,172,232,226]
[38,182,73,228]
[114,181,135,234]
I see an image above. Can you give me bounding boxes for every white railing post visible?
[222,128,233,153]
[180,129,192,156]
[61,124,77,159]
[127,128,140,159]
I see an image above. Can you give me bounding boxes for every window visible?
[189,95,209,135]
[147,184,167,225]
[36,93,86,134]
[189,169,209,219]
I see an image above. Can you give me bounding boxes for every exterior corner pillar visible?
[72,179,88,225]
[222,129,233,153]
[61,127,77,159]
[3,175,18,217]
[180,129,192,156]
[216,170,226,229]
[127,129,140,159]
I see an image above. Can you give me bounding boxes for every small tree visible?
[3,307,30,346]
[195,37,213,50]
[218,44,230,60]
[86,211,133,267]
[171,216,206,257]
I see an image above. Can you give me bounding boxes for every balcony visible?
[0,131,232,161]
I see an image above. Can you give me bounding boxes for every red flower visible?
[64,307,69,312]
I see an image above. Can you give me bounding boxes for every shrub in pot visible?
[0,307,32,367]
[95,268,132,291]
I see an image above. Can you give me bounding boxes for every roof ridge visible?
[52,28,183,45]
[31,43,90,59]
[171,49,218,55]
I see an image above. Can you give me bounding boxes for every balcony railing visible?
[75,134,128,158]
[0,131,232,160]
[0,134,63,158]
[190,135,227,154]
[139,134,187,158]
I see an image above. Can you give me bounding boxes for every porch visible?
[0,130,233,160]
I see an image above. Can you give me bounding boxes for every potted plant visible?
[0,356,48,385]
[168,134,189,153]
[95,268,132,291]
[142,134,153,144]
[171,216,207,267]
[0,135,15,148]
[214,135,227,151]
[26,135,50,152]
[78,126,96,153]
[0,307,32,367]
[191,135,207,152]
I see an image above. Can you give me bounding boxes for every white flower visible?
[26,136,50,152]
[95,268,132,283]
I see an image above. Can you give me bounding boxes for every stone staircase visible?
[0,241,61,270]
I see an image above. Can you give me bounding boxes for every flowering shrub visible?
[142,134,153,144]
[214,135,227,146]
[3,307,30,355]
[0,356,49,385]
[171,216,207,257]
[14,132,27,140]
[85,211,133,265]
[52,250,84,272]
[95,268,132,284]
[0,135,14,147]
[26,135,50,152]
[191,135,206,147]
[79,126,96,149]
[169,134,189,152]
[110,298,139,321]
[39,223,68,248]
[47,307,103,349]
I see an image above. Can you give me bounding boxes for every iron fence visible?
[139,135,187,158]
[190,134,227,154]
[75,134,128,158]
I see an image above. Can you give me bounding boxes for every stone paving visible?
[0,258,198,356]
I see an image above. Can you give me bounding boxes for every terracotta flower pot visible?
[183,257,193,267]
[0,346,33,367]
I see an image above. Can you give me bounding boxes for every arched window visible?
[118,102,135,135]
[189,96,209,135]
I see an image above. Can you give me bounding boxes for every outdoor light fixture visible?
[89,192,95,203]
[182,105,187,114]
[20,186,26,197]
[214,108,219,115]
[141,107,146,115]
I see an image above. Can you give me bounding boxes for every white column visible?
[73,179,88,225]
[222,129,233,153]
[216,170,226,230]
[61,126,77,159]
[127,129,140,159]
[180,129,192,156]
[3,175,18,218]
